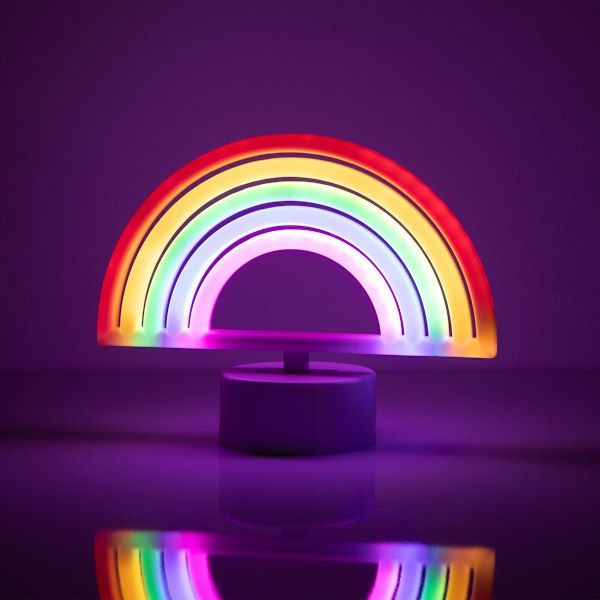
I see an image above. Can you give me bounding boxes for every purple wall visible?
[2,0,599,371]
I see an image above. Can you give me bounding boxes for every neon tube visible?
[96,531,495,600]
[140,181,447,341]
[140,547,166,600]
[445,564,470,600]
[368,560,401,599]
[163,550,196,600]
[98,135,497,358]
[119,158,470,340]
[163,205,422,339]
[188,553,220,600]
[116,548,145,599]
[420,564,447,600]
[395,562,424,600]
[186,228,403,343]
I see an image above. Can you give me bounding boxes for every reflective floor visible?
[1,370,598,599]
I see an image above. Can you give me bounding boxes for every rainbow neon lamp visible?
[96,530,495,600]
[98,134,496,454]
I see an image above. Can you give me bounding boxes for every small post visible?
[283,351,309,374]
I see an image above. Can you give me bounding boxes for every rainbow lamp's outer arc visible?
[98,134,496,358]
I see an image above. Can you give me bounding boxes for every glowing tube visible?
[163,205,422,341]
[98,134,497,358]
[120,158,469,340]
[96,546,121,600]
[368,560,401,600]
[140,547,167,600]
[184,228,403,343]
[95,531,494,600]
[141,181,447,342]
[188,553,220,600]
[395,562,424,600]
[116,548,146,600]
[445,564,470,600]
[420,564,447,600]
[163,550,196,600]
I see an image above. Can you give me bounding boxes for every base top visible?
[222,361,374,384]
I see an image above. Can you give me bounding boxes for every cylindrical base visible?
[220,361,376,455]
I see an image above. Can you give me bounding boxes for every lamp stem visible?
[283,351,309,373]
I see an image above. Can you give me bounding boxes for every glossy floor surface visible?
[1,370,598,599]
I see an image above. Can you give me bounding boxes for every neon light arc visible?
[95,530,495,600]
[98,134,496,358]
[156,199,427,335]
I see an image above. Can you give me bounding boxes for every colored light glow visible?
[95,530,495,600]
[142,182,445,342]
[444,563,471,599]
[180,227,403,344]
[395,562,425,600]
[140,547,166,600]
[120,159,467,339]
[368,560,401,599]
[420,564,447,600]
[187,553,219,600]
[368,557,454,600]
[164,550,196,600]
[98,134,496,358]
[116,547,145,599]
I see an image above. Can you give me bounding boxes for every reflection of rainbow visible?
[96,532,219,600]
[95,530,495,600]
[98,134,496,357]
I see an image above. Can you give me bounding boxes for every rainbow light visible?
[95,530,495,600]
[98,134,496,357]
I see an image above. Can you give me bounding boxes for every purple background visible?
[2,0,599,371]
[1,6,599,596]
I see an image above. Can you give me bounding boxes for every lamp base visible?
[219,360,376,455]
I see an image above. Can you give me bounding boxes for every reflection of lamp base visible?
[219,450,375,527]
[220,358,375,455]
